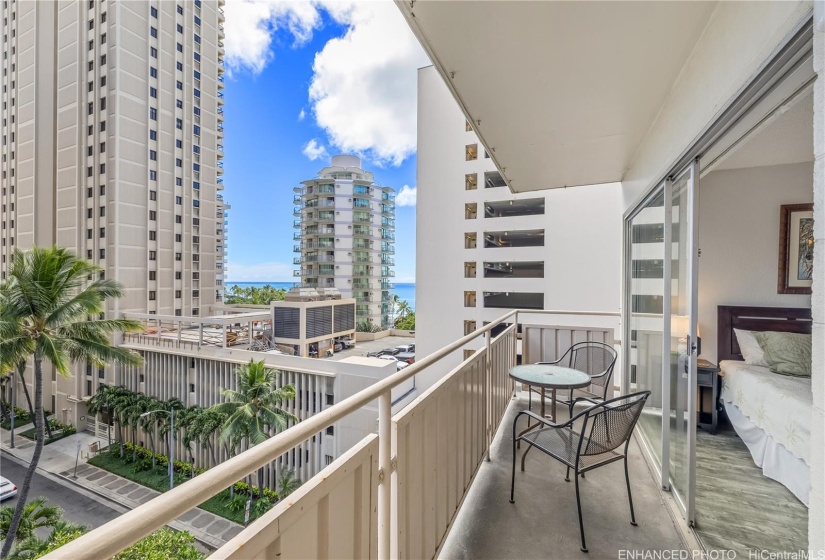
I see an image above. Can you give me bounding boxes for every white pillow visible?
[734,328,768,367]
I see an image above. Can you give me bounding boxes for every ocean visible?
[226,281,416,311]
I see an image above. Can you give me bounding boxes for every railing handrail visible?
[46,308,618,560]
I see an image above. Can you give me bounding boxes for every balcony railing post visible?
[485,330,492,462]
[512,312,519,398]
[378,391,391,560]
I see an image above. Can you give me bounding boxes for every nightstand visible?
[697,359,719,434]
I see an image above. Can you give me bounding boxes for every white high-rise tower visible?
[295,155,396,327]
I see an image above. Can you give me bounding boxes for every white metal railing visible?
[45,309,619,560]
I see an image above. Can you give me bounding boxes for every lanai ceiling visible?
[397,1,718,192]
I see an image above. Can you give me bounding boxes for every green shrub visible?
[226,494,248,514]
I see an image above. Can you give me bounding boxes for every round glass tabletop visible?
[508,364,592,389]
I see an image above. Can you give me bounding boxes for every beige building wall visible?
[1,0,227,428]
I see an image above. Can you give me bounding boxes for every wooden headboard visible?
[717,305,812,362]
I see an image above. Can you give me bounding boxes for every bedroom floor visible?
[694,426,808,555]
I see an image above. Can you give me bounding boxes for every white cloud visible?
[308,2,429,166]
[395,185,416,207]
[226,261,295,282]
[224,1,429,165]
[298,108,306,121]
[223,0,321,74]
[302,138,329,161]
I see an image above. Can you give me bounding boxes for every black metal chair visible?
[531,341,618,420]
[510,391,651,553]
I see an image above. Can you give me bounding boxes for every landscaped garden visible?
[80,359,303,527]
[88,444,278,524]
[19,419,76,445]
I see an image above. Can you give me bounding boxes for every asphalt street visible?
[0,451,124,532]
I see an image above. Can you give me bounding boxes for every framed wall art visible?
[778,203,814,295]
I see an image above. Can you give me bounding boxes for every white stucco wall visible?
[698,163,813,361]
[416,66,623,391]
[622,1,812,212]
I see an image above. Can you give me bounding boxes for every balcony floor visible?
[439,394,687,559]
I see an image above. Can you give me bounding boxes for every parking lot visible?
[327,335,415,362]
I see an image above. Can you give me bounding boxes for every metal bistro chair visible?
[510,391,651,553]
[532,341,617,419]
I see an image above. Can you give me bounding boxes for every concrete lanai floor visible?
[439,394,687,560]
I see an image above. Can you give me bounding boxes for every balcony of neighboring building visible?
[353,251,372,263]
[353,185,373,198]
[484,260,544,279]
[483,197,545,219]
[352,225,372,238]
[484,229,544,249]
[353,212,372,224]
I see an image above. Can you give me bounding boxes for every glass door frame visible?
[622,160,700,524]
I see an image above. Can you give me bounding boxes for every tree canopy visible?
[224,284,286,305]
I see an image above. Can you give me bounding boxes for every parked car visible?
[0,477,18,501]
[367,347,401,358]
[333,341,344,352]
[395,352,415,365]
[377,355,409,371]
[394,344,416,353]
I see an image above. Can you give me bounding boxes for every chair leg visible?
[565,466,570,482]
[625,456,637,526]
[575,470,588,553]
[510,430,517,504]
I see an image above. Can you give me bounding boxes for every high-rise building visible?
[415,65,623,389]
[1,0,227,420]
[294,155,396,327]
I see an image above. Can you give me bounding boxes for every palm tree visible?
[389,293,400,327]
[175,406,202,478]
[395,300,412,326]
[138,396,162,467]
[212,359,297,499]
[124,393,151,462]
[276,468,301,500]
[7,520,88,560]
[156,398,184,470]
[110,388,136,458]
[87,384,130,451]
[0,247,143,557]
[0,497,63,543]
[190,407,226,468]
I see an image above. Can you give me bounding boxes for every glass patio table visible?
[509,364,592,462]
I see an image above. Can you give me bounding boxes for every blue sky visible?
[221,1,428,283]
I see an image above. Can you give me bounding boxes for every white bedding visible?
[719,360,812,464]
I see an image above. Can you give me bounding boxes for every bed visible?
[717,305,812,506]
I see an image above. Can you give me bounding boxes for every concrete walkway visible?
[0,428,242,550]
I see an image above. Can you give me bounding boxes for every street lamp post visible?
[140,408,175,489]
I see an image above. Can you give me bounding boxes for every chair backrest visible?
[579,391,650,458]
[564,342,617,397]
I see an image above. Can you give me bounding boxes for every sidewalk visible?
[0,428,242,550]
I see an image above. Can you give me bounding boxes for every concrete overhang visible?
[397,0,718,193]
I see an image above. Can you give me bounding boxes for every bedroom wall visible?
[698,161,813,362]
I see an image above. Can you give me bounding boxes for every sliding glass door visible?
[625,161,699,523]
[627,186,668,482]
[668,163,699,523]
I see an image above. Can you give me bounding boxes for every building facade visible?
[415,65,624,390]
[294,155,395,327]
[1,0,227,424]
